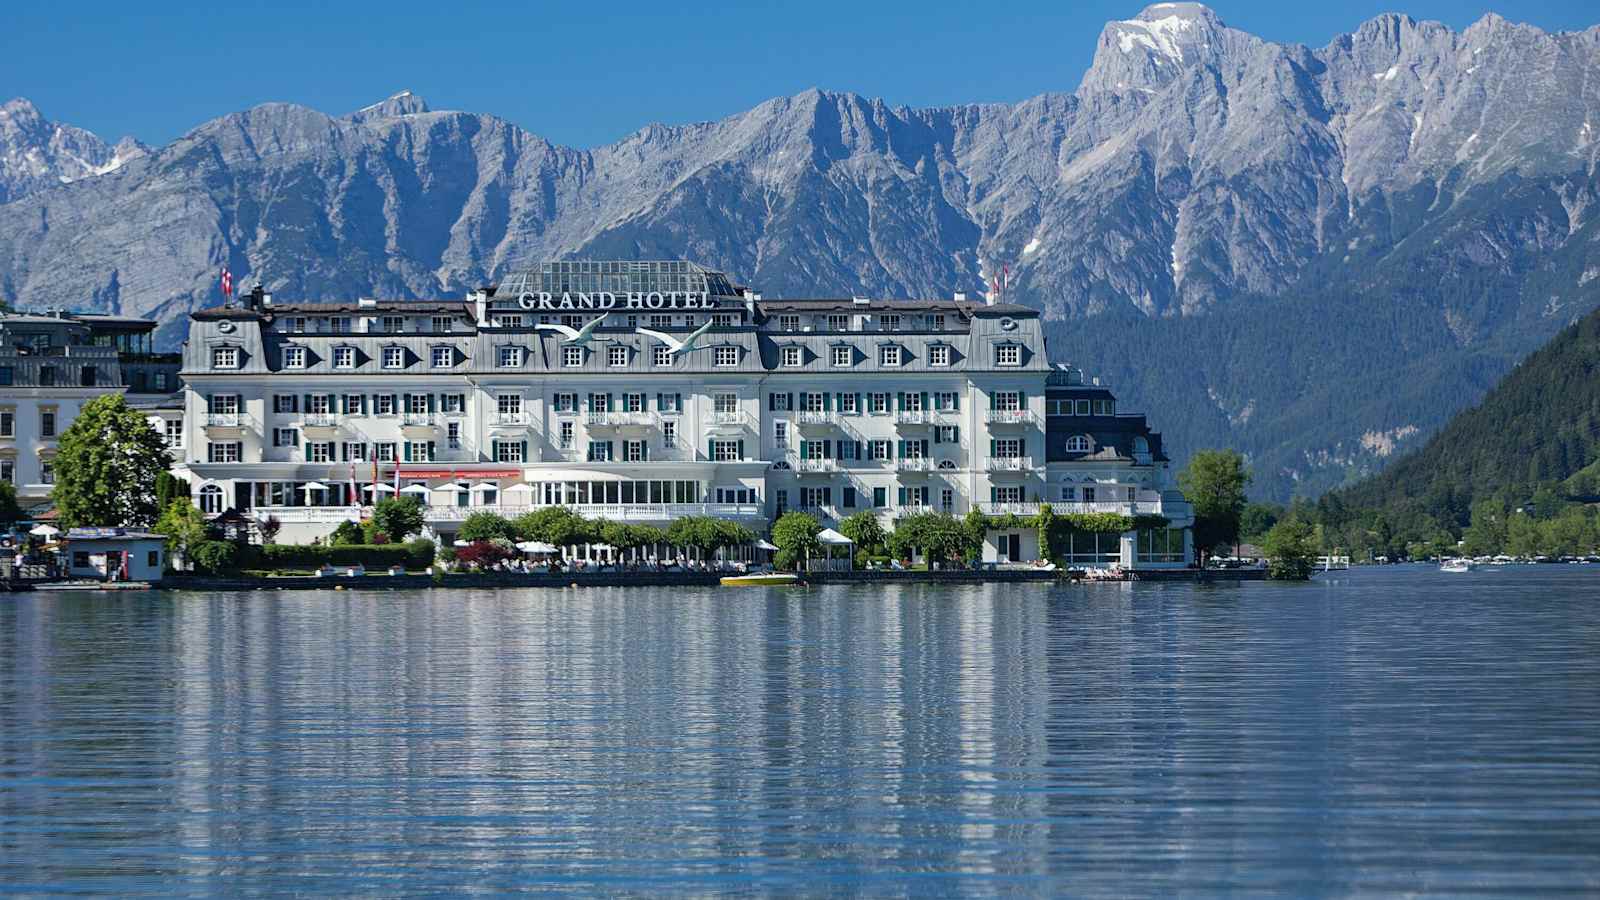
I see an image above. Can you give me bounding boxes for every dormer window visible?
[334,346,357,369]
[932,313,946,331]
[714,346,738,367]
[830,345,851,367]
[431,346,453,368]
[607,345,628,367]
[282,346,307,369]
[212,346,239,369]
[1066,435,1092,453]
[431,316,453,333]
[290,317,307,334]
[330,317,351,334]
[781,346,803,367]
[996,344,1021,367]
[930,345,951,367]
[827,314,850,332]
[381,346,404,369]
[778,314,800,332]
[652,345,672,366]
[713,313,737,327]
[381,315,405,333]
[879,314,900,332]
[562,346,582,367]
[878,345,902,367]
[502,346,526,368]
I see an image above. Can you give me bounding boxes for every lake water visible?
[2,566,1598,894]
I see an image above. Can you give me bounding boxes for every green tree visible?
[839,511,887,557]
[1177,449,1252,563]
[890,512,975,568]
[155,499,207,569]
[770,511,822,571]
[328,520,365,546]
[1239,503,1282,542]
[50,394,171,528]
[0,481,22,530]
[155,471,189,511]
[514,506,595,547]
[370,497,425,542]
[1262,518,1318,580]
[458,511,516,543]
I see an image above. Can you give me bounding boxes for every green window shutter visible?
[737,439,745,459]
[303,442,310,460]
[897,439,905,458]
[989,438,996,456]
[403,443,412,462]
[303,394,312,412]
[898,486,907,506]
[856,392,864,412]
[427,441,436,461]
[800,440,809,457]
[822,392,832,411]
[490,439,499,460]
[520,440,528,460]
[950,394,959,411]
[708,438,715,460]
[1018,390,1026,406]
[920,391,928,411]
[952,426,959,444]
[990,487,998,502]
[823,440,832,458]
[989,392,997,410]
[896,392,904,411]
[427,394,436,413]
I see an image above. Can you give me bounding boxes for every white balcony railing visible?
[986,409,1032,425]
[493,412,529,426]
[708,411,747,428]
[796,411,837,426]
[203,412,240,427]
[896,457,932,472]
[975,500,1173,517]
[895,410,933,425]
[985,456,1034,472]
[794,458,839,473]
[587,411,656,428]
[303,412,339,427]
[402,412,434,426]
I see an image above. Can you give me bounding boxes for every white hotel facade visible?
[173,261,1192,567]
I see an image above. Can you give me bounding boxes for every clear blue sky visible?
[4,0,1594,149]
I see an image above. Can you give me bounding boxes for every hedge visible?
[253,539,435,570]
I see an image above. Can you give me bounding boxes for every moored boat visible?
[1439,559,1475,573]
[720,572,803,587]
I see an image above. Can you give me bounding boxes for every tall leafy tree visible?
[1262,518,1317,580]
[1177,449,1252,563]
[0,481,23,529]
[838,511,887,556]
[370,497,425,541]
[155,499,208,569]
[770,511,822,571]
[51,394,170,528]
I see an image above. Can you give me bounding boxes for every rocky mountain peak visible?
[1079,2,1237,96]
[345,90,431,123]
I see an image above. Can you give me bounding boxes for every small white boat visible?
[1439,559,1475,573]
[721,572,803,587]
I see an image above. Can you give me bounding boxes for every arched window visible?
[772,461,791,471]
[937,459,957,470]
[1065,435,1092,453]
[199,484,224,515]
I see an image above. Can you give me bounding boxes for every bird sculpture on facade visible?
[636,317,718,356]
[534,314,607,344]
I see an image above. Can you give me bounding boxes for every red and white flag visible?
[220,266,233,299]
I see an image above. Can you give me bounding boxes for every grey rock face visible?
[0,98,149,205]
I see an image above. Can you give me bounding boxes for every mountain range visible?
[1,3,1598,499]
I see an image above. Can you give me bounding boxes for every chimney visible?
[245,281,265,311]
[470,289,488,324]
[953,291,967,303]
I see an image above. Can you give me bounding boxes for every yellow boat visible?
[720,572,803,587]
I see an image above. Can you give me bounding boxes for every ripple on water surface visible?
[1,566,1599,894]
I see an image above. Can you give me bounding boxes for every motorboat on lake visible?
[1440,559,1476,573]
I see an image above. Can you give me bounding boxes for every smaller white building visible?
[63,529,167,581]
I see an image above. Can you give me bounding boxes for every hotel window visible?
[1076,399,1091,415]
[650,314,672,328]
[768,392,791,412]
[431,347,453,367]
[587,441,614,462]
[375,394,397,416]
[406,394,429,416]
[40,461,55,484]
[714,393,739,414]
[334,346,356,369]
[713,313,737,327]
[305,394,332,415]
[405,441,433,462]
[828,314,850,332]
[996,344,1021,366]
[493,440,524,463]
[661,420,676,447]
[0,460,11,484]
[381,346,403,369]
[0,410,11,438]
[879,314,900,331]
[1083,486,1097,502]
[837,392,858,414]
[447,421,461,449]
[714,346,738,367]
[711,440,741,461]
[375,442,397,462]
[209,441,242,463]
[212,347,239,369]
[830,346,851,367]
[197,485,223,514]
[781,346,802,367]
[290,317,307,333]
[657,393,682,414]
[935,391,959,410]
[500,346,525,368]
[872,487,887,507]
[778,314,800,332]
[842,486,856,508]
[496,394,523,420]
[39,366,57,387]
[930,345,951,367]
[868,393,890,414]
[773,420,788,450]
[624,440,648,462]
[878,345,902,367]
[994,438,1023,459]
[330,318,351,334]
[623,393,645,413]
[345,442,368,461]
[552,392,577,414]
[991,486,1023,504]
[40,410,56,438]
[1066,435,1092,453]
[994,391,1021,411]
[381,315,405,333]
[935,425,959,444]
[343,394,364,415]
[492,314,524,328]
[558,421,574,449]
[1060,485,1076,501]
[562,315,582,329]
[941,488,955,512]
[652,345,672,366]
[800,487,831,508]
[868,440,892,460]
[608,345,628,367]
[272,427,298,447]
[440,393,465,414]
[562,346,582,367]
[274,394,298,414]
[1095,399,1115,415]
[932,314,946,331]
[588,392,611,413]
[0,367,10,386]
[431,316,453,333]
[802,392,826,412]
[283,346,307,368]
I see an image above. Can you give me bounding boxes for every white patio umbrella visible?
[502,483,535,494]
[816,527,854,546]
[469,482,499,492]
[755,539,778,551]
[28,524,60,538]
[300,481,330,491]
[363,483,396,493]
[517,540,558,554]
[400,484,432,496]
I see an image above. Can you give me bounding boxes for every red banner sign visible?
[395,468,524,479]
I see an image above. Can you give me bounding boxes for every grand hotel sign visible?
[512,291,722,311]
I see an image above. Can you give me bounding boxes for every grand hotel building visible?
[173,261,1193,567]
